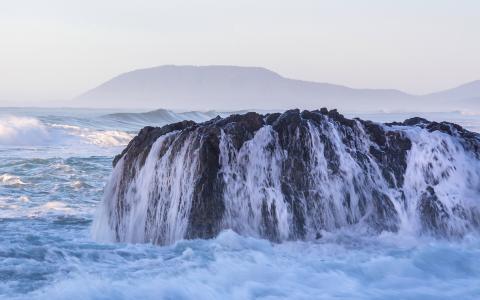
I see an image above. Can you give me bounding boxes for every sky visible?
[0,0,479,104]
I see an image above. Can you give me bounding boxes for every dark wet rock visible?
[113,120,196,168]
[104,109,480,244]
[418,186,450,236]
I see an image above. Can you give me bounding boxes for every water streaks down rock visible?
[93,109,480,245]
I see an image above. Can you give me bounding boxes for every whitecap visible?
[50,123,133,147]
[0,116,51,146]
[0,115,133,148]
[27,201,73,218]
[19,195,30,202]
[71,180,83,188]
[0,173,26,186]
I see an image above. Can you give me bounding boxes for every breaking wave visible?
[0,116,132,147]
[0,116,51,145]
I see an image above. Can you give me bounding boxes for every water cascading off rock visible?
[93,109,480,245]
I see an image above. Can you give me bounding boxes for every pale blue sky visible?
[1,0,479,103]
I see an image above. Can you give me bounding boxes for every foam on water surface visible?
[2,229,480,300]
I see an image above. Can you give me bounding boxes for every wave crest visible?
[50,124,133,147]
[0,116,50,145]
[0,116,132,147]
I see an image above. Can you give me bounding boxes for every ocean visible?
[1,107,479,300]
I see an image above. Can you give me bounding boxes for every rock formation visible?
[94,109,480,244]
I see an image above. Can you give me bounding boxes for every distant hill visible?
[74,65,479,112]
[421,80,480,111]
[424,80,480,101]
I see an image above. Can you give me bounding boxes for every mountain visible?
[75,65,414,111]
[422,80,480,111]
[425,80,480,101]
[74,65,479,112]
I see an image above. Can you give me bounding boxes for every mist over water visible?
[1,107,480,299]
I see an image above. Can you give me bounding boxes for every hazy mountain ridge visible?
[424,80,480,100]
[75,65,479,112]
